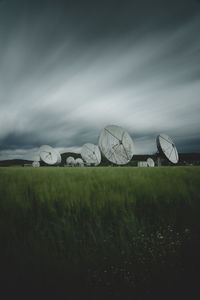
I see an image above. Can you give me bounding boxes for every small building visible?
[137,161,148,167]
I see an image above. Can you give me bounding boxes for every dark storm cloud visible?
[0,0,200,160]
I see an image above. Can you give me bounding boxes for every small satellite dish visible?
[157,134,179,164]
[32,161,40,167]
[81,143,101,166]
[75,158,84,167]
[147,157,155,167]
[98,125,134,165]
[138,161,148,167]
[66,156,75,166]
[39,145,61,165]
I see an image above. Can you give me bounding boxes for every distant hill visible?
[0,152,199,167]
[0,159,33,167]
[0,153,81,167]
[60,152,81,166]
[178,153,200,164]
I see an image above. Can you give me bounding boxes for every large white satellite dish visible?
[98,125,134,165]
[66,156,75,166]
[39,145,61,166]
[147,157,155,167]
[75,158,84,167]
[156,133,179,164]
[81,143,101,166]
[32,161,40,167]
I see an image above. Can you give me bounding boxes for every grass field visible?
[0,166,200,299]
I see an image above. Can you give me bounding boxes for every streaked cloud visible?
[0,0,200,160]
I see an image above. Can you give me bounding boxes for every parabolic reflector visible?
[156,134,179,164]
[32,161,40,167]
[98,125,134,165]
[75,158,84,167]
[81,143,101,166]
[66,156,75,166]
[147,157,155,167]
[39,145,61,165]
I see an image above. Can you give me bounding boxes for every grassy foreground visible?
[0,166,200,299]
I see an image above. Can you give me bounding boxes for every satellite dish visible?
[157,134,179,164]
[75,158,84,167]
[66,156,75,166]
[39,145,61,165]
[98,125,134,165]
[81,143,101,166]
[32,161,40,167]
[147,157,155,167]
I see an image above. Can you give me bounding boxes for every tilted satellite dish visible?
[66,156,75,166]
[147,157,155,167]
[39,145,61,166]
[32,161,40,167]
[81,143,101,166]
[157,133,179,164]
[98,125,134,165]
[75,158,84,167]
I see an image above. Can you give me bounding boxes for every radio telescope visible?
[66,156,75,166]
[39,145,61,166]
[147,157,155,167]
[157,134,179,164]
[98,125,134,165]
[81,143,101,166]
[32,161,40,167]
[75,158,84,167]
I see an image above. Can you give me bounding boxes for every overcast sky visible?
[0,0,200,160]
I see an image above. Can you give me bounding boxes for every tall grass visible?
[0,167,200,299]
